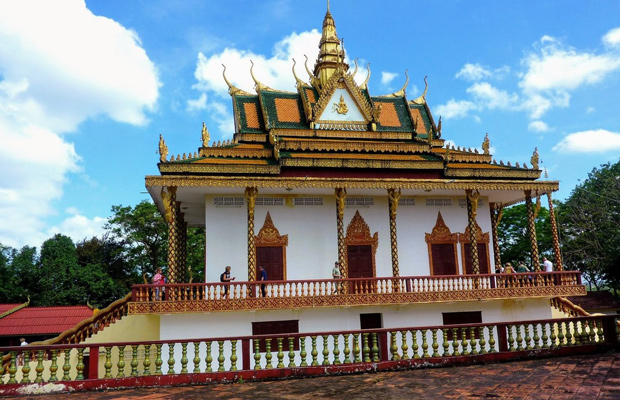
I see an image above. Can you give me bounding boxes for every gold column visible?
[547,192,563,270]
[163,186,179,284]
[387,188,401,277]
[466,190,481,277]
[245,187,258,282]
[489,203,503,271]
[525,190,540,271]
[335,188,347,278]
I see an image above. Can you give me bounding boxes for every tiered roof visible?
[156,8,542,183]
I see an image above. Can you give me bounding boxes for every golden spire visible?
[313,4,348,88]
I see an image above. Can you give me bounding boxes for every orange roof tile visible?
[305,88,316,103]
[275,98,302,123]
[378,102,401,127]
[409,107,428,134]
[243,102,261,129]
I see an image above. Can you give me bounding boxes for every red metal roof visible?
[0,305,94,336]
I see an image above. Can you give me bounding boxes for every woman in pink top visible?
[153,267,165,300]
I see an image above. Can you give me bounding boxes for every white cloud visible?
[381,71,398,85]
[466,82,517,110]
[0,0,160,247]
[193,30,321,99]
[553,129,620,153]
[435,99,478,119]
[528,120,550,132]
[603,27,620,49]
[456,63,492,81]
[187,92,208,112]
[47,212,107,244]
[586,106,595,113]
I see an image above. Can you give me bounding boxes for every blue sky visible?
[1,0,620,248]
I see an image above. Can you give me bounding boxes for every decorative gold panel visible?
[255,211,289,247]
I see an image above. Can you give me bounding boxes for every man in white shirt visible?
[543,257,553,272]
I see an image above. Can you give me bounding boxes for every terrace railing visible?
[0,315,616,396]
[129,271,585,313]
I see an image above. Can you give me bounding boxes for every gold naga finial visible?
[158,134,168,163]
[436,116,442,138]
[250,60,275,92]
[222,64,251,96]
[411,75,428,105]
[304,54,320,88]
[361,62,371,90]
[531,147,540,169]
[482,133,490,155]
[292,58,306,88]
[387,69,409,97]
[350,58,359,79]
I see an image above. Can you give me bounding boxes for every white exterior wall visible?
[204,194,494,282]
[159,298,552,341]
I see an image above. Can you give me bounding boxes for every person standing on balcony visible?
[220,266,235,298]
[153,267,165,301]
[332,261,342,294]
[543,257,553,272]
[258,266,267,297]
[516,261,530,273]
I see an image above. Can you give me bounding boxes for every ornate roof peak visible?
[314,5,348,90]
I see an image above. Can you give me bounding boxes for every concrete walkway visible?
[7,352,620,399]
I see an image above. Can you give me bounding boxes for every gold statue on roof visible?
[531,147,540,170]
[201,122,210,147]
[482,133,490,155]
[158,134,168,163]
[332,95,349,115]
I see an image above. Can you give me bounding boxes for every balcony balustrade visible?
[129,271,585,314]
[1,315,616,395]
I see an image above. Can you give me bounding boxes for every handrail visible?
[551,297,591,317]
[131,271,583,302]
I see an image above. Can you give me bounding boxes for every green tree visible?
[497,203,554,268]
[559,161,620,292]
[2,245,38,303]
[105,201,168,277]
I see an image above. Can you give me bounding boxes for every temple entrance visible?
[347,245,373,278]
[344,211,378,293]
[256,246,284,281]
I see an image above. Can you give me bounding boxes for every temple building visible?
[122,5,584,342]
[0,6,593,391]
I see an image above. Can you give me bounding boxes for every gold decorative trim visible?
[445,167,542,179]
[127,285,587,314]
[159,163,280,174]
[313,69,375,123]
[280,158,444,169]
[198,147,272,159]
[234,133,268,143]
[146,175,560,193]
[278,138,429,153]
[434,149,492,163]
[272,128,412,140]
[255,211,289,247]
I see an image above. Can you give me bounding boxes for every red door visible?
[347,245,374,293]
[464,243,490,274]
[431,244,458,275]
[256,246,284,281]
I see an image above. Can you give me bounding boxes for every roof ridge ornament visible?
[304,54,320,89]
[292,58,307,88]
[350,58,359,79]
[250,60,276,92]
[361,63,371,90]
[385,69,408,97]
[201,122,210,147]
[411,75,428,105]
[482,133,490,155]
[158,134,168,163]
[531,147,540,169]
[222,64,251,96]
